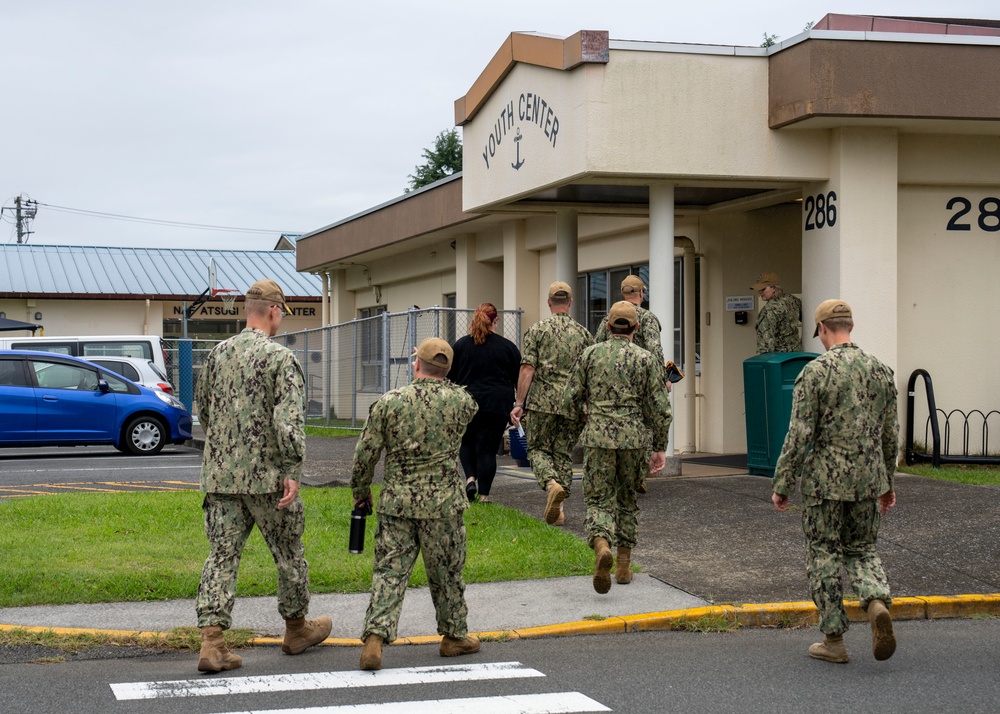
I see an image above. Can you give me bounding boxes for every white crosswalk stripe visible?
[111,661,544,700]
[110,660,612,713]
[205,691,610,713]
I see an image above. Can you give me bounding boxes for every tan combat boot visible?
[553,503,565,526]
[440,634,481,657]
[592,537,614,594]
[808,634,849,663]
[282,616,333,655]
[197,625,243,673]
[615,547,633,584]
[360,634,383,671]
[544,480,566,524]
[868,599,896,661]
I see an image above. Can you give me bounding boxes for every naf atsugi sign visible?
[481,92,561,171]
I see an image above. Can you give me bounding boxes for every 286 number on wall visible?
[946,197,1000,232]
[804,192,837,231]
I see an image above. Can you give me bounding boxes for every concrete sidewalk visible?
[2,433,999,643]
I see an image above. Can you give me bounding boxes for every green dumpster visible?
[743,352,820,477]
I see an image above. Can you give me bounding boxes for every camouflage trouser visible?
[362,513,469,644]
[583,447,645,549]
[802,496,891,636]
[526,410,580,495]
[196,492,310,630]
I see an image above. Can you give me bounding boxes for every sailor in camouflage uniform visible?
[772,299,899,664]
[510,281,594,526]
[594,275,664,366]
[563,302,672,593]
[751,271,802,353]
[194,279,331,673]
[352,337,481,671]
[594,274,666,493]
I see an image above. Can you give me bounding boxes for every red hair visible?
[469,303,498,345]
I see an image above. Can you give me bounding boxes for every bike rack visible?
[906,369,1000,467]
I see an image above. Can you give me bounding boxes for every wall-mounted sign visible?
[481,92,561,171]
[726,296,755,312]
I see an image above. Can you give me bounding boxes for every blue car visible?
[0,350,192,455]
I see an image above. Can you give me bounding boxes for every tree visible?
[406,129,463,192]
[761,32,779,48]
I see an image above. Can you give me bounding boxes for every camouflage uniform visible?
[595,303,666,474]
[755,292,803,353]
[520,313,594,494]
[195,328,308,630]
[773,342,899,636]
[563,338,672,548]
[594,304,664,368]
[352,377,478,644]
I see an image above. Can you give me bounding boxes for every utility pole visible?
[2,195,38,243]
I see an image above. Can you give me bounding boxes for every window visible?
[0,359,28,387]
[580,259,700,375]
[359,306,387,392]
[31,361,97,391]
[82,341,152,360]
[443,293,457,344]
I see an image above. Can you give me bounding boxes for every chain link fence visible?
[168,307,522,428]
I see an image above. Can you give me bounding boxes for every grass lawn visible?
[0,487,593,609]
[897,462,1000,487]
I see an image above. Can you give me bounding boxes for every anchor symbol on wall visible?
[511,128,525,170]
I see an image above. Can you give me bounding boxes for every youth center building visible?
[297,13,1000,457]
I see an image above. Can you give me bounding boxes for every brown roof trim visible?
[769,38,1000,128]
[296,176,483,270]
[815,13,1000,35]
[455,30,609,126]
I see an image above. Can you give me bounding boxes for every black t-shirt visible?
[449,332,521,415]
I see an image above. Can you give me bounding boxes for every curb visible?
[4,594,999,647]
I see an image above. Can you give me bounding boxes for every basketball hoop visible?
[213,289,238,313]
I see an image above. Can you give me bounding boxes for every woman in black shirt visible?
[449,303,521,502]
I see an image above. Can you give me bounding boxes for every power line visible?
[34,202,296,235]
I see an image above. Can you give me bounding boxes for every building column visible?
[649,183,680,471]
[555,209,581,323]
[801,128,898,370]
[503,220,539,331]
[456,233,504,315]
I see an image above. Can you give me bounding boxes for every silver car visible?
[86,356,175,394]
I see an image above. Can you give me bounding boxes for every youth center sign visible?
[481,92,562,171]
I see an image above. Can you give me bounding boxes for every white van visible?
[0,335,169,375]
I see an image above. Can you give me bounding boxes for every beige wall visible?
[0,299,165,337]
[462,50,831,213]
[0,298,321,338]
[898,184,1000,451]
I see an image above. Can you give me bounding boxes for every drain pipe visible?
[676,237,698,454]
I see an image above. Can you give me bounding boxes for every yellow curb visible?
[512,617,627,639]
[4,594,1000,645]
[920,594,1000,618]
[0,624,176,639]
[623,605,737,632]
[733,601,817,628]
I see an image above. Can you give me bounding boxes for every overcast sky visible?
[3,1,997,254]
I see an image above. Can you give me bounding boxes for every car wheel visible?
[123,416,166,455]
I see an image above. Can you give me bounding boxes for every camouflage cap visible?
[246,279,291,315]
[548,281,573,299]
[751,271,780,290]
[608,300,638,328]
[621,275,646,295]
[415,337,453,370]
[813,299,852,337]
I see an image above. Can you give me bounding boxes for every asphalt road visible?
[0,445,202,498]
[2,619,999,713]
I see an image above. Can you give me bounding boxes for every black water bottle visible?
[349,501,372,554]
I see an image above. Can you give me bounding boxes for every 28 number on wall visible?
[946,197,1000,232]
[804,192,837,231]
